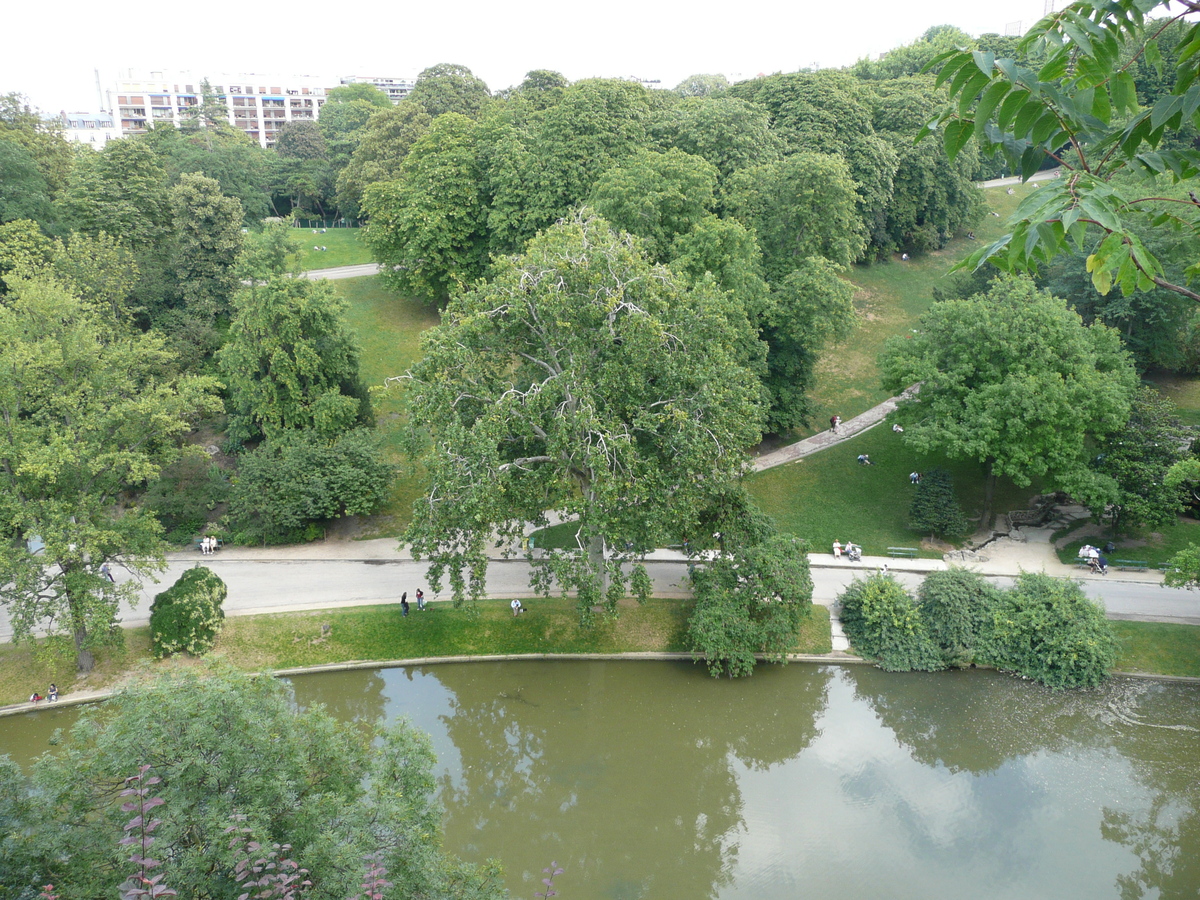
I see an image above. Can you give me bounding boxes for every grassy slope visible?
[297,227,372,270]
[335,276,439,530]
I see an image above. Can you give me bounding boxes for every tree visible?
[0,664,504,900]
[915,566,1000,665]
[986,572,1117,688]
[0,218,53,293]
[273,119,328,160]
[922,0,1200,301]
[728,71,899,253]
[866,76,984,253]
[686,533,814,677]
[335,101,432,217]
[515,69,569,108]
[524,79,657,229]
[402,212,765,618]
[589,148,718,260]
[725,151,866,279]
[168,173,244,322]
[361,113,486,305]
[837,573,944,672]
[407,63,492,119]
[0,139,54,227]
[325,82,393,107]
[0,277,221,672]
[673,74,730,97]
[757,258,857,433]
[149,565,226,658]
[0,92,74,198]
[217,276,371,443]
[1090,386,1189,533]
[651,96,784,186]
[908,466,971,539]
[880,275,1138,528]
[143,122,271,223]
[226,428,393,545]
[60,139,170,250]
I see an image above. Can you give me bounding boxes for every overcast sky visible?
[8,0,1051,113]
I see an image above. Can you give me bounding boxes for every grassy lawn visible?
[1113,620,1200,678]
[0,601,832,707]
[297,227,372,270]
[1145,371,1200,428]
[334,276,439,531]
[747,424,1042,556]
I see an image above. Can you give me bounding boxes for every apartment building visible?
[109,69,331,149]
[338,75,417,104]
[56,111,121,148]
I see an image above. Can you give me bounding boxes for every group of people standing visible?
[399,589,427,616]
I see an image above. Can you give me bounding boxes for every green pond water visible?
[3,661,1199,899]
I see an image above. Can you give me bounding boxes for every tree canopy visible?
[0,277,220,671]
[0,664,504,900]
[880,275,1138,526]
[402,211,765,617]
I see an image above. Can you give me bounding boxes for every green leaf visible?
[972,50,996,76]
[1014,98,1045,139]
[975,81,1012,126]
[959,71,993,115]
[997,89,1032,131]
[1111,72,1135,114]
[1145,38,1163,76]
[942,119,975,160]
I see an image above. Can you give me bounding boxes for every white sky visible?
[8,0,1051,114]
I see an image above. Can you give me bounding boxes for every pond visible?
[3,661,1199,899]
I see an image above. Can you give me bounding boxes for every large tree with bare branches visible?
[400,211,765,620]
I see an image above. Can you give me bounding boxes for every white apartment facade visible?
[109,69,330,149]
[338,75,417,104]
[55,111,121,148]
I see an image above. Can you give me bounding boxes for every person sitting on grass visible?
[857,454,873,466]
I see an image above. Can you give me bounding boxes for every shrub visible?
[986,572,1117,689]
[916,567,1001,666]
[838,573,943,672]
[227,427,394,545]
[142,454,230,545]
[908,466,970,540]
[687,534,813,677]
[149,566,227,658]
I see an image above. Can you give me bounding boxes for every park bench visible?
[1158,563,1177,573]
[887,547,918,559]
[192,537,224,552]
[1114,559,1148,571]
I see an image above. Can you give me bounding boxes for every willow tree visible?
[402,211,765,620]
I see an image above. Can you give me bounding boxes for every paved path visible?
[301,263,381,280]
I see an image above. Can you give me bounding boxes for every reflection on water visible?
[5,662,1200,899]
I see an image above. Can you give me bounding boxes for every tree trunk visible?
[588,531,608,602]
[981,458,996,535]
[73,623,95,673]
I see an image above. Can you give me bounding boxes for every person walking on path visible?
[401,593,409,617]
[100,562,115,583]
[830,415,841,434]
[416,589,426,611]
